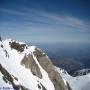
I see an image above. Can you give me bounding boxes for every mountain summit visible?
[0,39,69,90]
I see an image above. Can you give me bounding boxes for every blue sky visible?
[0,0,90,43]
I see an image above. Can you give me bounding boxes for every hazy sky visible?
[0,0,90,43]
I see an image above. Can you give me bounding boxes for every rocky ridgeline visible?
[0,64,29,90]
[0,39,70,90]
[21,47,69,90]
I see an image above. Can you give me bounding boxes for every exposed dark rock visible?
[33,48,46,57]
[1,44,3,48]
[0,64,13,83]
[12,75,18,81]
[37,81,47,90]
[9,41,26,52]
[38,84,41,89]
[0,64,29,90]
[4,49,9,58]
[21,54,42,79]
[3,76,8,83]
[40,83,47,90]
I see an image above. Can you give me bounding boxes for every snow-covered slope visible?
[55,67,90,90]
[0,39,68,90]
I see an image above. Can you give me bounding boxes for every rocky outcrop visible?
[21,54,42,79]
[0,64,29,90]
[34,48,68,90]
[37,81,47,90]
[21,47,69,90]
[9,41,26,52]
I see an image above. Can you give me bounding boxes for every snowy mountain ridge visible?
[72,69,90,77]
[0,39,69,90]
[55,67,90,90]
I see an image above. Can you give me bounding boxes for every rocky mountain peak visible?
[0,39,70,90]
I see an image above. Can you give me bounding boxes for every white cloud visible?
[0,8,89,31]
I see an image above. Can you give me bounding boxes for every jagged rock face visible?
[34,48,67,90]
[9,41,26,52]
[21,54,42,79]
[37,81,47,90]
[21,47,68,90]
[0,64,29,90]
